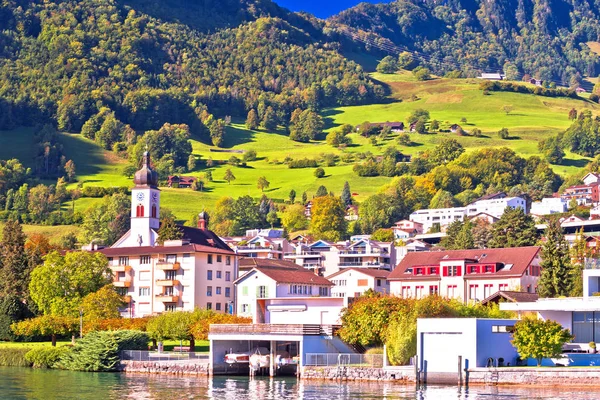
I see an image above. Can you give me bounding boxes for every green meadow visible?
[0,72,596,225]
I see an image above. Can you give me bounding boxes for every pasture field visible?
[0,72,595,224]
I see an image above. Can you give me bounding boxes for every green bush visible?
[58,330,149,372]
[25,346,70,368]
[0,348,32,367]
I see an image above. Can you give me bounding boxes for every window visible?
[216,303,221,311]
[225,272,231,281]
[207,270,213,280]
[216,271,222,279]
[207,286,212,296]
[492,325,515,333]
[165,270,176,280]
[166,254,177,263]
[207,302,212,310]
[216,287,222,295]
[446,266,460,276]
[499,283,509,291]
[208,255,213,264]
[377,279,381,287]
[429,267,438,275]
[116,287,128,296]
[119,256,129,266]
[447,285,457,298]
[484,265,494,273]
[151,204,157,218]
[217,255,222,263]
[258,285,268,298]
[242,304,249,313]
[226,256,231,266]
[401,286,411,298]
[164,286,174,295]
[319,287,329,296]
[429,285,438,295]
[484,284,494,298]
[165,304,176,312]
[415,286,424,298]
[242,286,248,296]
[225,287,231,297]
[469,284,479,300]
[140,256,151,264]
[415,267,424,275]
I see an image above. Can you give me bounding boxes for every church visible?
[98,152,236,317]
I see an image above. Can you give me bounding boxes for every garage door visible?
[422,333,463,373]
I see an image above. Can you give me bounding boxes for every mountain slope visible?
[329,0,600,83]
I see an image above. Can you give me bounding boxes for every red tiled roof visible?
[388,246,541,280]
[98,243,234,257]
[481,291,539,305]
[327,268,390,280]
[237,267,333,285]
[238,258,302,270]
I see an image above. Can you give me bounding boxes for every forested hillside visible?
[0,0,382,136]
[329,0,600,84]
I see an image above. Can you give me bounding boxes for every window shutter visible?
[442,267,448,277]
[256,286,260,297]
[456,266,462,276]
[265,286,269,298]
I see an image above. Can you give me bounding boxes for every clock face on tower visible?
[152,192,158,202]
[136,192,145,202]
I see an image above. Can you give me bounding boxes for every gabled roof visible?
[388,246,541,280]
[236,266,333,286]
[98,242,234,257]
[179,225,232,252]
[309,240,334,248]
[327,268,390,280]
[238,258,302,270]
[481,291,539,305]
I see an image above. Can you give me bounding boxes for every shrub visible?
[58,330,149,372]
[243,150,257,162]
[314,167,325,178]
[25,346,70,368]
[0,348,31,367]
[287,158,318,169]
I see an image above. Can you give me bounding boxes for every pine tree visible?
[157,216,183,245]
[315,185,328,197]
[0,220,29,299]
[341,181,352,207]
[570,228,587,296]
[488,207,539,248]
[289,189,296,204]
[246,109,259,130]
[538,219,573,298]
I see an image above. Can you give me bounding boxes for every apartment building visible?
[100,152,237,317]
[327,268,390,305]
[387,246,541,303]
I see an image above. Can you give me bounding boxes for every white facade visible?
[530,197,568,216]
[583,173,600,186]
[258,297,344,325]
[410,196,526,232]
[328,268,389,306]
[235,268,333,319]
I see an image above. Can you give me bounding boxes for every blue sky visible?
[273,1,391,19]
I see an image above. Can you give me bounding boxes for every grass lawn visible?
[0,221,80,243]
[0,72,595,226]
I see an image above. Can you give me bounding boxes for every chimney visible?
[197,211,209,230]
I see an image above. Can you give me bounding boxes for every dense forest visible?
[329,0,600,84]
[0,0,382,137]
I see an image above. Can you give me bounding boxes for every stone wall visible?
[121,360,210,376]
[467,367,600,386]
[301,366,415,382]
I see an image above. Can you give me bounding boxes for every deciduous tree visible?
[310,195,347,241]
[511,317,573,366]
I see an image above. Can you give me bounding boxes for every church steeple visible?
[129,152,160,246]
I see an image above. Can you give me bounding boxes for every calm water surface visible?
[1,367,599,400]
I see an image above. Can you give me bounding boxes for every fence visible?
[305,353,384,368]
[121,350,209,362]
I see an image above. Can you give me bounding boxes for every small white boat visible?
[225,352,250,364]
[249,347,270,369]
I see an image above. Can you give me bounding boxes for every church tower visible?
[130,151,160,246]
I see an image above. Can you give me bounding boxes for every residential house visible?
[167,175,197,188]
[583,173,600,186]
[345,205,359,221]
[328,268,390,305]
[530,197,568,217]
[99,153,236,317]
[561,184,600,206]
[392,220,424,239]
[234,264,333,319]
[591,205,600,220]
[480,291,539,305]
[388,246,542,303]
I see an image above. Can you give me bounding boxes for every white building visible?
[583,173,600,186]
[327,268,389,305]
[234,264,333,319]
[530,197,567,217]
[100,152,237,317]
[388,246,542,303]
[410,195,527,232]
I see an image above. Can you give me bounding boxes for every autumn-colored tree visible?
[157,215,183,245]
[310,195,347,241]
[281,204,308,233]
[12,315,78,346]
[80,285,126,322]
[511,317,573,366]
[257,176,270,192]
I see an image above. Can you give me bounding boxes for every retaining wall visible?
[121,360,210,376]
[467,367,600,386]
[301,366,415,382]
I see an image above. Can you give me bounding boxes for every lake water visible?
[1,367,600,399]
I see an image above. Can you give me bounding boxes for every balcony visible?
[156,262,180,271]
[123,295,132,303]
[339,250,388,256]
[237,246,276,251]
[155,279,180,286]
[112,265,131,273]
[209,324,340,336]
[113,277,132,288]
[284,251,323,257]
[338,262,391,269]
[155,294,179,302]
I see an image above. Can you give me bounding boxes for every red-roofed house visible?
[234,265,333,319]
[561,183,600,205]
[95,153,236,317]
[167,175,197,188]
[387,246,541,303]
[327,268,390,305]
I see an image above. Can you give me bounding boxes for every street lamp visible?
[79,308,83,338]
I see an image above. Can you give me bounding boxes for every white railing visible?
[304,353,383,367]
[121,350,209,362]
